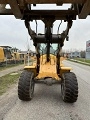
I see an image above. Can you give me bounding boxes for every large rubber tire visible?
[61,72,78,103]
[18,70,35,101]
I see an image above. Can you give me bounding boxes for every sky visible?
[0,4,90,52]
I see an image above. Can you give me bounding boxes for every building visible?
[86,40,90,59]
[67,51,81,58]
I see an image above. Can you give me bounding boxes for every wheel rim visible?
[30,82,34,98]
[29,74,34,98]
[61,81,65,100]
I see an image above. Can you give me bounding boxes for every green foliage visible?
[74,58,90,64]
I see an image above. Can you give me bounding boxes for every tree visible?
[80,50,86,58]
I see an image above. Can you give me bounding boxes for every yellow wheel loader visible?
[1,0,90,103]
[18,18,78,103]
[0,46,12,65]
[18,43,78,103]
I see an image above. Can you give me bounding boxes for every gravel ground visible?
[0,61,90,120]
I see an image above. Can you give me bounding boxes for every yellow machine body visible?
[24,54,71,81]
[0,47,5,63]
[0,47,13,64]
[12,52,25,62]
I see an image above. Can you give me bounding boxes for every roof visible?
[0,46,12,48]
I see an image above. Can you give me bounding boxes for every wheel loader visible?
[0,46,12,65]
[0,0,90,103]
[18,19,78,103]
[18,42,78,103]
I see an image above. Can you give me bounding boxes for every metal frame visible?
[0,0,90,19]
[0,0,90,78]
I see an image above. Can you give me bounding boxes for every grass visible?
[0,72,20,95]
[74,58,90,64]
[68,58,90,66]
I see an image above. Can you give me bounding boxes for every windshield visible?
[39,43,58,55]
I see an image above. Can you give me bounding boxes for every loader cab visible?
[39,43,58,56]
[3,48,12,59]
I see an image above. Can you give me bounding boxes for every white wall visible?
[86,52,90,59]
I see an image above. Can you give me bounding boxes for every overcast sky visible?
[0,4,90,52]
